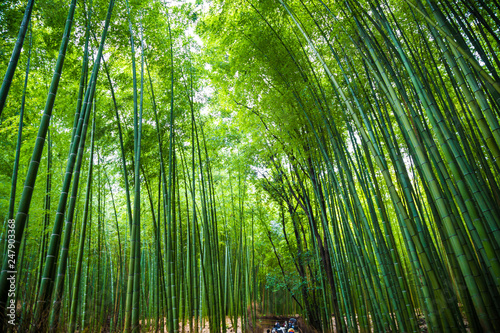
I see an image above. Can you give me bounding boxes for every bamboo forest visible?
[1,0,500,332]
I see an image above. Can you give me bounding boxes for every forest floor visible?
[141,312,469,332]
[141,316,308,333]
[254,313,467,333]
[141,317,244,333]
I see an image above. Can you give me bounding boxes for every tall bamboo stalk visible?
[0,0,34,119]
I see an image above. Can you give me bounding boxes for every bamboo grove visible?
[0,0,499,332]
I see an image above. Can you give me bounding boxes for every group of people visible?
[269,319,297,333]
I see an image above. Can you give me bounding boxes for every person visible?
[274,322,281,329]
[283,321,287,329]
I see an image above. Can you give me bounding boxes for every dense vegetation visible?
[0,0,499,332]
